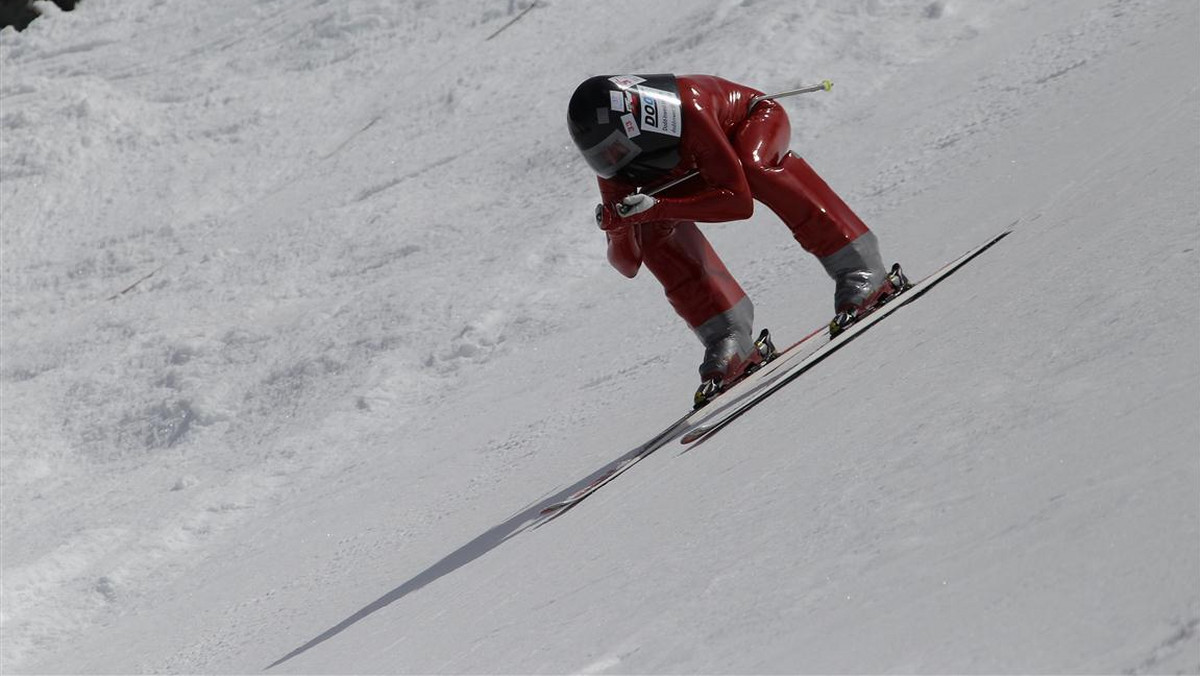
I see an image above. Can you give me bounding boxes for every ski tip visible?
[680,425,710,444]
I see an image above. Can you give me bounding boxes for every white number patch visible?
[620,113,640,138]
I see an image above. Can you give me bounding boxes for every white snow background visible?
[1,0,1198,673]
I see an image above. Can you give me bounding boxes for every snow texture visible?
[1,0,1197,673]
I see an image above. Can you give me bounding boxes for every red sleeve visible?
[605,226,642,278]
[597,176,643,277]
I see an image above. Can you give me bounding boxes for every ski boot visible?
[828,263,911,337]
[693,328,777,409]
[818,232,909,338]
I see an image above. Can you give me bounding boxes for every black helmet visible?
[567,74,683,184]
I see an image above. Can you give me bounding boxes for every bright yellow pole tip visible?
[822,79,834,91]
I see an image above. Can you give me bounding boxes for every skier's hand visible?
[616,193,657,217]
[595,194,658,230]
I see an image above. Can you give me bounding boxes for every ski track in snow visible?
[1,0,1197,673]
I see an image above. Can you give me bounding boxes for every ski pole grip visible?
[611,169,700,216]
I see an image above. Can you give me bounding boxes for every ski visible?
[680,227,1013,445]
[536,412,691,520]
[534,326,835,522]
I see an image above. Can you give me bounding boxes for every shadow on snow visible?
[265,423,684,670]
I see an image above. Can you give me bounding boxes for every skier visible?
[567,74,902,407]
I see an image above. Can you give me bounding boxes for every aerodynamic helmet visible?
[567,74,683,184]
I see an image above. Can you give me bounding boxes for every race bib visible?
[636,85,682,137]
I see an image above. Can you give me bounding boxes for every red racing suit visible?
[596,75,873,330]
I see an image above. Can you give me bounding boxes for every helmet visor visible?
[579,128,642,179]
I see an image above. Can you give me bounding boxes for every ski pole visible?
[616,79,834,213]
[746,79,833,112]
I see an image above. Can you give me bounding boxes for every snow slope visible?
[1,0,1197,673]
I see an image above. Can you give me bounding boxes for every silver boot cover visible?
[693,296,756,379]
[819,231,888,312]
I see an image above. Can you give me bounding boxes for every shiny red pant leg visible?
[734,101,870,258]
[638,220,747,329]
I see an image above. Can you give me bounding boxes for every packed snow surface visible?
[2,0,1198,673]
